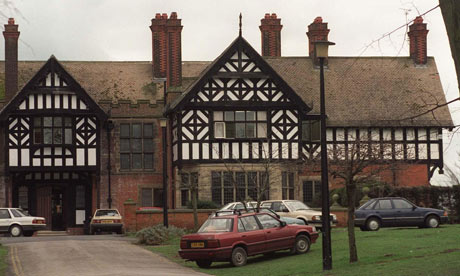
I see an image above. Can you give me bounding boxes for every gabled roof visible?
[0,56,108,121]
[166,35,312,114]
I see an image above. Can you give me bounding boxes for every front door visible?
[37,186,52,230]
[51,188,65,231]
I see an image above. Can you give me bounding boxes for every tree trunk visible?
[440,0,460,92]
[192,188,199,230]
[346,182,358,263]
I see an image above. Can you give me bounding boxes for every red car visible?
[179,211,318,268]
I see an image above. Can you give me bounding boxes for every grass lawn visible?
[0,245,7,276]
[147,224,460,276]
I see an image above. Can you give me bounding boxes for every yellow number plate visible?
[190,242,205,248]
[101,220,113,223]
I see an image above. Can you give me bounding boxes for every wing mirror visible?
[412,206,417,211]
[280,221,287,227]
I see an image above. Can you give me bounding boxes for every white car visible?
[0,208,46,237]
[219,201,259,211]
[261,200,338,229]
[90,209,123,234]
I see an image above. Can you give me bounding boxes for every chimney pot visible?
[170,12,177,19]
[162,13,167,19]
[408,16,428,65]
[307,16,330,66]
[155,13,161,19]
[3,18,20,102]
[260,13,282,57]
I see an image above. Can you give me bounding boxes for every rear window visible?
[10,209,24,218]
[95,210,120,217]
[198,218,233,233]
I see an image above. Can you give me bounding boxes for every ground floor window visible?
[282,172,295,200]
[211,171,269,206]
[303,180,321,206]
[180,173,198,207]
[18,186,28,210]
[141,188,164,207]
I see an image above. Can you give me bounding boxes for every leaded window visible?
[180,172,198,207]
[303,180,321,206]
[302,120,320,142]
[211,171,268,206]
[282,172,295,200]
[120,123,154,170]
[214,111,267,139]
[33,116,73,145]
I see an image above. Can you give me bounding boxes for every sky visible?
[1,0,459,184]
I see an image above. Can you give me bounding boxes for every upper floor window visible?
[302,120,320,142]
[214,111,267,139]
[33,117,73,145]
[120,123,154,170]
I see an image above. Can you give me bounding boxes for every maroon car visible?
[179,211,318,267]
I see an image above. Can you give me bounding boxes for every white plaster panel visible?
[37,94,43,109]
[242,143,249,159]
[21,149,29,166]
[9,149,18,166]
[182,143,190,160]
[418,144,428,159]
[88,148,96,166]
[192,143,199,160]
[212,143,219,159]
[430,144,439,159]
[202,143,209,159]
[232,143,239,159]
[76,148,85,165]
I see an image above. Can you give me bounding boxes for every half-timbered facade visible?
[0,56,107,230]
[0,13,454,225]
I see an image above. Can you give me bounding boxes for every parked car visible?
[0,208,46,237]
[90,209,123,234]
[355,197,448,231]
[219,201,258,211]
[261,200,338,229]
[213,205,306,225]
[179,211,318,267]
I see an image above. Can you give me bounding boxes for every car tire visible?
[293,235,311,254]
[196,260,212,268]
[23,231,34,237]
[359,226,367,231]
[231,247,247,267]
[425,215,440,228]
[9,225,23,237]
[116,228,123,235]
[366,218,381,231]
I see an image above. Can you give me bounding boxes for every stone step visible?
[36,231,68,236]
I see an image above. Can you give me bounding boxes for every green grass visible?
[0,245,8,276]
[147,225,460,276]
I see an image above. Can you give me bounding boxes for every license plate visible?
[190,242,204,248]
[101,220,113,223]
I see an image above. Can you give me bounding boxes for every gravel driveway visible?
[1,235,209,276]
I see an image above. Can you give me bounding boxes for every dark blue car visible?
[355,197,448,231]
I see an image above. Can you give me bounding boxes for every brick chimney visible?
[259,13,282,57]
[150,13,168,79]
[166,12,183,88]
[3,18,20,102]
[408,16,428,65]
[306,17,329,65]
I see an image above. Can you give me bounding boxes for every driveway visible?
[1,235,209,276]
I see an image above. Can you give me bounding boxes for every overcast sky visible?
[1,0,459,184]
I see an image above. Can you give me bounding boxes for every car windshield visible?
[198,218,233,233]
[95,210,120,217]
[285,201,311,211]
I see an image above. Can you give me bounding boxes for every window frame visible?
[282,172,295,200]
[119,123,155,171]
[33,116,73,145]
[213,111,267,139]
[302,120,320,142]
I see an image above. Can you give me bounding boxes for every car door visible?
[239,216,266,255]
[0,209,12,233]
[372,199,396,226]
[256,214,291,251]
[392,199,423,226]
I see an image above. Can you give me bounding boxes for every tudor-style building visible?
[0,13,454,231]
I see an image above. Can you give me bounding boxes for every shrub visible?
[186,200,220,209]
[136,224,186,245]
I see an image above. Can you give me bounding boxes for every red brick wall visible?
[408,16,428,65]
[260,13,282,57]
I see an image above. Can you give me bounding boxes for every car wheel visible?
[231,247,247,267]
[196,260,212,268]
[425,215,440,228]
[366,218,381,231]
[9,225,23,237]
[293,235,311,254]
[23,231,34,237]
[116,228,123,235]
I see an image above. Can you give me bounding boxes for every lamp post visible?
[314,40,335,271]
[160,118,168,227]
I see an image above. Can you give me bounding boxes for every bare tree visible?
[327,130,411,263]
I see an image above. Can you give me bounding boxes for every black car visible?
[355,197,448,231]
